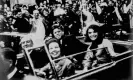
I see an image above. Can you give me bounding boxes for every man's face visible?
[16,12,22,18]
[53,28,64,39]
[33,10,39,19]
[20,37,33,49]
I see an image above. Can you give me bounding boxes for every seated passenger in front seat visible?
[38,38,75,79]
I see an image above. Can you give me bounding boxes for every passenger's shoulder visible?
[102,39,112,46]
[103,39,111,43]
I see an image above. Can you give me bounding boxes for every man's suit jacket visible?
[61,35,88,62]
[14,18,31,33]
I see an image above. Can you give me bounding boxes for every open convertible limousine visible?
[0,32,133,80]
[23,37,133,80]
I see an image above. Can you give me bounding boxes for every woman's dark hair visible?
[85,24,104,49]
[45,37,63,59]
[14,9,21,15]
[45,38,62,56]
[45,38,59,48]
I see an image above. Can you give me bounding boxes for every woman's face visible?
[49,42,61,58]
[88,28,98,41]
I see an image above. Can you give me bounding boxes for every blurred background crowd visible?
[0,0,132,36]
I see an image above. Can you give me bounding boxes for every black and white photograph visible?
[0,0,133,80]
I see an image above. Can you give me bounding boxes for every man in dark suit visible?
[13,9,31,33]
[0,48,24,80]
[51,24,88,64]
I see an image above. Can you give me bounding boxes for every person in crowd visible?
[53,7,69,35]
[41,8,52,36]
[5,16,15,32]
[13,9,31,33]
[120,0,132,33]
[38,38,75,79]
[0,48,24,80]
[97,0,117,34]
[38,2,44,10]
[30,10,46,40]
[22,10,32,23]
[43,1,47,8]
[21,5,28,14]
[82,9,103,35]
[0,15,13,47]
[82,24,117,71]
[0,14,6,32]
[64,3,81,36]
[25,9,46,47]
